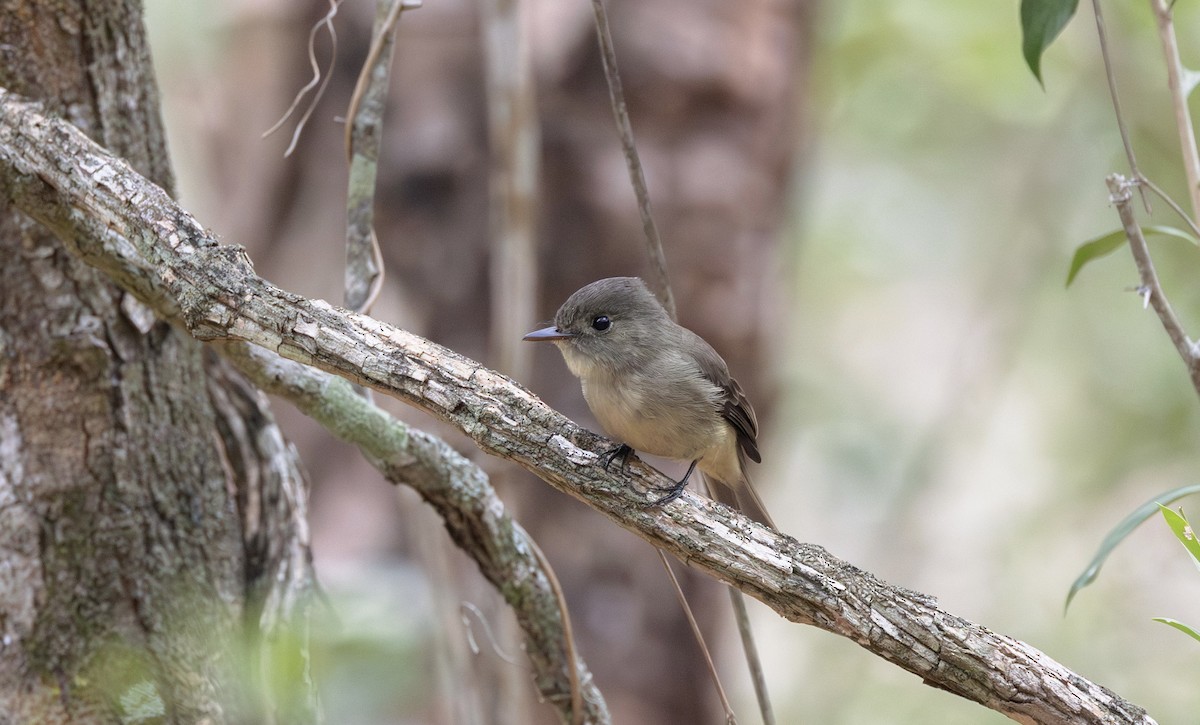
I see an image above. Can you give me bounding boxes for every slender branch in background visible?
[588,0,675,318]
[1148,0,1200,225]
[218,341,609,725]
[529,534,585,725]
[656,550,737,724]
[1091,1,1200,395]
[1138,174,1200,239]
[343,0,415,315]
[482,0,539,380]
[479,2,551,720]
[0,91,1159,724]
[1090,0,1150,211]
[263,0,343,157]
[727,588,773,725]
[585,5,772,717]
[1106,174,1200,396]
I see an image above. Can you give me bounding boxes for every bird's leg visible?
[647,460,699,507]
[599,443,634,472]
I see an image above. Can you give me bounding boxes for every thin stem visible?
[1148,0,1200,225]
[727,589,776,725]
[657,550,737,724]
[588,0,675,318]
[1138,174,1200,239]
[263,0,343,157]
[1091,0,1150,210]
[1107,175,1200,397]
[531,533,584,725]
[585,8,775,717]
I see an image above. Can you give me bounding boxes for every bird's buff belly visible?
[582,378,724,462]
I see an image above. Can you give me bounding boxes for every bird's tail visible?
[704,467,775,530]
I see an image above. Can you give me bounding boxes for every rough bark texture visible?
[0,93,1158,725]
[0,4,312,723]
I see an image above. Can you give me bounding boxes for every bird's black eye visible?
[591,315,611,331]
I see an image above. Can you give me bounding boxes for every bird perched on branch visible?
[524,277,774,528]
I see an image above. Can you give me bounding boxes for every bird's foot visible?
[645,460,699,508]
[647,480,688,507]
[599,443,633,472]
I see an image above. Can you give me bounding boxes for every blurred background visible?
[145,0,1200,722]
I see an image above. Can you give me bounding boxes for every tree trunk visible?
[0,2,313,722]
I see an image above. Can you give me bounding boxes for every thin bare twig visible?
[1091,0,1150,211]
[656,550,737,723]
[1137,174,1200,239]
[727,589,774,725]
[1090,1,1200,397]
[588,0,675,318]
[530,534,584,725]
[1106,175,1200,396]
[343,0,414,162]
[461,602,519,663]
[1148,0,1200,225]
[263,0,343,157]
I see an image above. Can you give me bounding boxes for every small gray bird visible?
[524,277,774,528]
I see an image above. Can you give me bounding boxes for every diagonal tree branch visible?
[0,89,1156,725]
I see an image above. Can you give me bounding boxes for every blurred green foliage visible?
[1153,506,1200,644]
[773,0,1200,722]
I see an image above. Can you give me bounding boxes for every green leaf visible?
[1159,504,1200,570]
[1065,230,1125,287]
[1153,617,1200,644]
[1065,482,1200,613]
[1021,0,1080,86]
[1065,225,1200,287]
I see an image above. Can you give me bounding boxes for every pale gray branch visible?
[343,0,408,314]
[1106,174,1200,399]
[0,89,1156,725]
[1148,0,1200,226]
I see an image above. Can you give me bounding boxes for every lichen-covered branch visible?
[0,89,1156,724]
[217,342,607,725]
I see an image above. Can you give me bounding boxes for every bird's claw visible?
[643,459,699,509]
[599,443,633,472]
[645,481,688,508]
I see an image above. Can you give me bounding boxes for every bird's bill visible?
[522,325,574,342]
